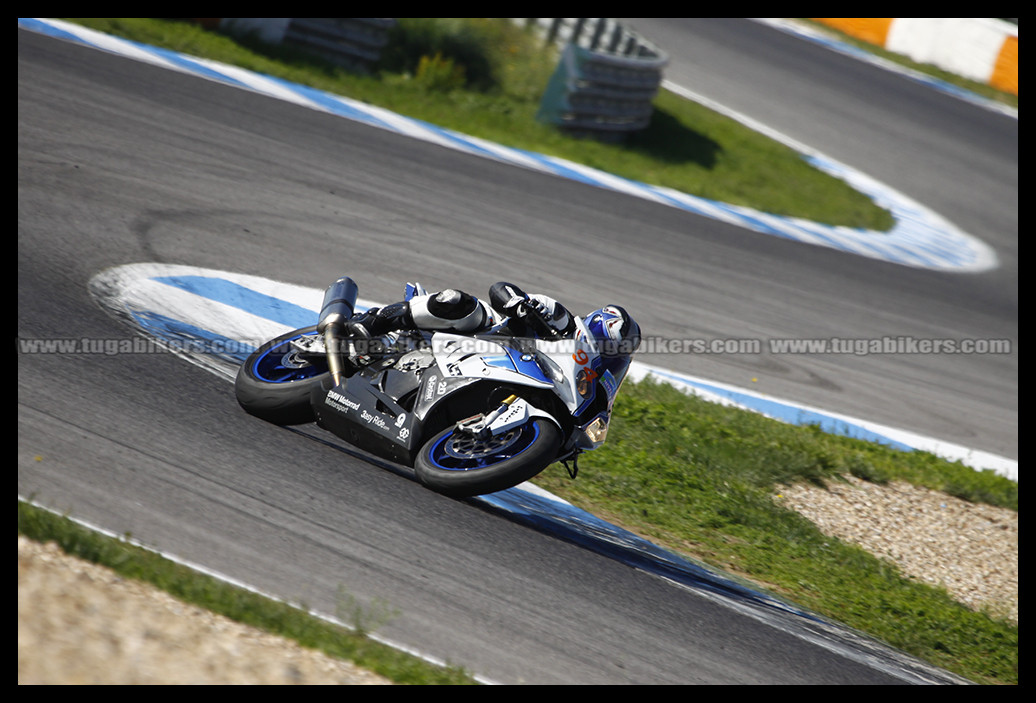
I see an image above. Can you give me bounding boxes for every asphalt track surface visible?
[19,20,1015,684]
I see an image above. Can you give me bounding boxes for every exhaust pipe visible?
[317,277,358,385]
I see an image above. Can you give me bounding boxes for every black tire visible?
[235,325,329,425]
[414,417,562,497]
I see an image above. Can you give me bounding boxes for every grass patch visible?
[61,17,893,230]
[533,378,1017,685]
[18,500,478,685]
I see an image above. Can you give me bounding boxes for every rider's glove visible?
[489,282,530,318]
[523,298,549,318]
[524,296,574,338]
[488,282,573,338]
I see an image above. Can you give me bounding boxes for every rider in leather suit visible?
[347,281,641,360]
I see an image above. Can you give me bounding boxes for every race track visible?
[18,19,1014,684]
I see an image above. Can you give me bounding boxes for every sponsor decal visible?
[424,374,438,401]
[326,389,360,411]
[360,409,389,431]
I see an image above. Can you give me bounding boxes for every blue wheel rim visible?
[251,333,326,383]
[426,422,540,472]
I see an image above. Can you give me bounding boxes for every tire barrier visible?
[526,18,668,140]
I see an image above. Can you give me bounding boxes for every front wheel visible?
[414,418,562,497]
[235,325,329,425]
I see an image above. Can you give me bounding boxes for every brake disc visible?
[444,428,521,459]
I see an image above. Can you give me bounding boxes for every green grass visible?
[62,17,894,230]
[18,500,479,685]
[32,19,1018,684]
[533,379,1017,685]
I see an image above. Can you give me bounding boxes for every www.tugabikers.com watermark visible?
[16,336,256,356]
[635,335,1012,356]
[768,336,1012,355]
[16,333,1013,358]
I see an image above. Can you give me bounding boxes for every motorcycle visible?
[234,277,631,497]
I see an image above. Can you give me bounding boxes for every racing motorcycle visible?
[235,277,631,497]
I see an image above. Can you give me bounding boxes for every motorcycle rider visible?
[346,281,641,363]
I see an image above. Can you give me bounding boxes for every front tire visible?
[414,418,562,497]
[235,325,329,425]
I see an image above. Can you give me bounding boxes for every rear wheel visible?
[414,417,561,497]
[235,325,329,425]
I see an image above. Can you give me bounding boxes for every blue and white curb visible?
[88,263,1018,481]
[626,363,1017,481]
[20,17,998,272]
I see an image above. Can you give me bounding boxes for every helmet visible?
[585,305,641,357]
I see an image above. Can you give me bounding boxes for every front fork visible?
[456,394,520,441]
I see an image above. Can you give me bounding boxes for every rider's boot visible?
[343,302,414,365]
[346,302,414,340]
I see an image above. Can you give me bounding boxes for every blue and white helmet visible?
[585,305,641,357]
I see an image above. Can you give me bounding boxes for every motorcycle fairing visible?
[312,365,422,465]
[481,346,554,385]
[411,368,481,422]
[431,333,555,389]
[312,355,486,466]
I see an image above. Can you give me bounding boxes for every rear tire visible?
[235,325,329,425]
[414,418,561,497]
